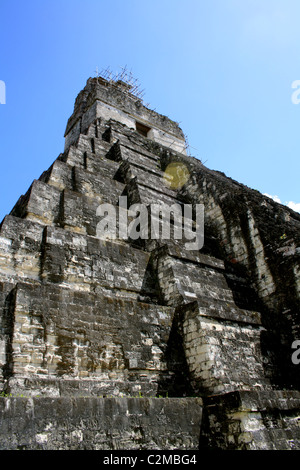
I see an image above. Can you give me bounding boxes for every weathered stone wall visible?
[182,304,270,396]
[161,150,300,390]
[64,77,187,154]
[0,396,202,450]
[200,390,300,450]
[6,282,174,398]
[0,76,300,450]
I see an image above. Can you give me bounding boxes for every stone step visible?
[40,225,156,297]
[83,152,120,179]
[201,390,300,450]
[182,304,270,396]
[62,136,112,169]
[6,281,174,397]
[0,396,202,450]
[73,166,124,202]
[39,159,74,191]
[10,180,62,226]
[107,141,160,173]
[155,245,260,315]
[125,177,181,208]
[115,160,173,193]
[0,216,45,283]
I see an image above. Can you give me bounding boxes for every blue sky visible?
[0,0,300,222]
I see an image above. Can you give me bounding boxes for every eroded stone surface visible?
[0,76,299,449]
[0,397,202,450]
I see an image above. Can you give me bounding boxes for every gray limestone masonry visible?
[0,76,299,450]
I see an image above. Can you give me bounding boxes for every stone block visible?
[6,282,175,397]
[200,390,300,450]
[0,396,202,450]
[10,180,62,225]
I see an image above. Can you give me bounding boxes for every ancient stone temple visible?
[0,74,300,450]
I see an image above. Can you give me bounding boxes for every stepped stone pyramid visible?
[0,75,300,450]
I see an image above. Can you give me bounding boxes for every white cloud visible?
[286,201,300,213]
[263,193,282,204]
[263,193,300,213]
